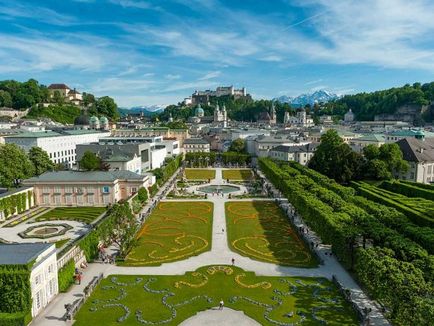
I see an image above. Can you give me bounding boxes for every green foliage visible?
[228,138,247,153]
[79,151,101,171]
[28,146,54,176]
[0,79,49,110]
[27,104,81,124]
[58,260,75,292]
[363,143,409,179]
[185,152,216,167]
[0,312,32,326]
[355,248,433,325]
[95,96,119,120]
[137,187,148,203]
[259,158,434,325]
[0,266,31,314]
[322,82,434,122]
[0,144,35,188]
[152,154,183,185]
[381,180,434,201]
[0,192,29,219]
[148,184,158,197]
[221,152,251,165]
[308,129,362,183]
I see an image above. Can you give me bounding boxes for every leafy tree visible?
[82,92,95,107]
[28,147,54,175]
[79,151,101,171]
[0,90,12,107]
[362,144,380,161]
[107,201,138,257]
[229,138,247,153]
[0,144,35,187]
[378,143,409,174]
[365,159,392,180]
[96,96,119,120]
[137,187,148,203]
[308,129,363,183]
[52,90,64,105]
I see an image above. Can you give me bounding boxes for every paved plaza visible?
[32,168,390,326]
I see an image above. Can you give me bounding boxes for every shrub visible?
[58,260,75,293]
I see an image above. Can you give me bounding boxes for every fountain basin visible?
[197,185,240,194]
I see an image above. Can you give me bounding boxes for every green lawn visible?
[122,201,213,266]
[222,169,255,181]
[184,169,216,180]
[35,207,106,224]
[74,265,358,326]
[225,201,318,267]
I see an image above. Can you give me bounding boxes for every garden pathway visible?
[32,168,389,326]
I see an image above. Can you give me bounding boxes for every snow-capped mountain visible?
[118,105,166,117]
[274,90,339,106]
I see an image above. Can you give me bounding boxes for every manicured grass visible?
[225,201,318,267]
[74,265,358,326]
[35,207,106,224]
[122,201,213,266]
[222,169,255,181]
[184,169,216,180]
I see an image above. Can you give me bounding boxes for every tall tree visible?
[28,147,55,175]
[107,202,138,258]
[308,129,362,183]
[79,151,101,171]
[229,138,247,153]
[96,96,119,120]
[0,144,35,187]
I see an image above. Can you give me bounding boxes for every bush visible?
[0,312,32,326]
[137,187,148,204]
[381,180,434,201]
[0,266,31,314]
[58,260,75,293]
[148,184,158,198]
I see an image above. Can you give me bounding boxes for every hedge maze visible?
[35,207,106,224]
[74,265,358,326]
[225,201,317,267]
[122,202,213,266]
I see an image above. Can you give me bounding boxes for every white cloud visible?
[165,74,181,80]
[198,71,221,80]
[109,0,152,9]
[305,79,323,85]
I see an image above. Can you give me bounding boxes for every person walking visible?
[231,258,235,265]
[219,299,224,310]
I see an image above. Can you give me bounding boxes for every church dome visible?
[195,105,205,117]
[89,116,100,123]
[99,116,109,124]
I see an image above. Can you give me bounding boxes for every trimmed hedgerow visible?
[58,260,75,293]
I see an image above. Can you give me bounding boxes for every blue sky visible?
[1,0,434,107]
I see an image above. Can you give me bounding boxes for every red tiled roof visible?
[48,83,70,90]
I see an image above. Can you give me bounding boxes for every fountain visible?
[197,184,240,194]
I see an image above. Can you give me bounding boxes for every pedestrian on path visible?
[219,299,224,310]
[231,258,235,265]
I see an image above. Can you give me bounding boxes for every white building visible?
[285,109,314,127]
[5,130,110,168]
[0,243,58,318]
[253,135,309,157]
[396,137,434,184]
[269,143,318,165]
[183,138,210,153]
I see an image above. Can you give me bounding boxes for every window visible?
[77,195,83,205]
[36,290,42,309]
[88,194,94,204]
[54,195,61,205]
[48,264,54,273]
[131,187,137,193]
[35,274,41,285]
[75,187,83,194]
[54,186,61,193]
[43,195,50,205]
[65,187,73,194]
[102,186,110,194]
[87,187,94,194]
[42,186,50,193]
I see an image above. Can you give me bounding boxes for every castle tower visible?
[222,104,227,127]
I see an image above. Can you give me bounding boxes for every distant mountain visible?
[118,105,166,117]
[274,90,339,106]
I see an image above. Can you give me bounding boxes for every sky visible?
[1,0,434,107]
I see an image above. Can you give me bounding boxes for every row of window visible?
[42,193,110,205]
[42,186,111,194]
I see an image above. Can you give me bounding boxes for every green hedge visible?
[0,312,32,326]
[381,180,434,201]
[153,154,183,185]
[0,192,30,220]
[353,182,434,227]
[58,260,75,293]
[0,266,31,314]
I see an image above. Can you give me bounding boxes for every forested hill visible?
[322,82,434,121]
[0,79,119,123]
